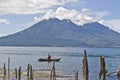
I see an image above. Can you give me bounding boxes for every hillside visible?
[0,18,120,47]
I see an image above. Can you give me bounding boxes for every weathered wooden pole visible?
[32,69,34,80]
[52,60,56,80]
[50,68,53,80]
[117,66,120,78]
[99,56,106,80]
[27,64,30,80]
[3,63,6,80]
[18,67,21,80]
[8,57,10,80]
[30,65,33,80]
[50,60,56,80]
[75,70,78,80]
[82,50,89,80]
[117,72,120,77]
[15,68,17,80]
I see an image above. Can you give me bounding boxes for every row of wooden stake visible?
[3,62,34,80]
[82,50,106,80]
[3,50,107,80]
[49,58,78,80]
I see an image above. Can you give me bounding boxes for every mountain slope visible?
[0,18,120,47]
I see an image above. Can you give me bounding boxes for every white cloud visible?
[101,19,120,33]
[34,7,120,33]
[81,8,109,20]
[0,18,10,24]
[81,8,91,15]
[34,7,95,25]
[0,0,83,15]
[93,11,109,20]
[0,33,10,37]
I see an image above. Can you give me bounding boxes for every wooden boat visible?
[38,58,61,62]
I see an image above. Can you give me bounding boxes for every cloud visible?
[101,19,120,33]
[0,18,10,24]
[93,11,109,20]
[81,8,91,15]
[0,0,83,15]
[34,7,95,25]
[81,8,109,20]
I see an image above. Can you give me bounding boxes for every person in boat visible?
[48,54,51,61]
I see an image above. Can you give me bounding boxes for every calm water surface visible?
[0,47,120,80]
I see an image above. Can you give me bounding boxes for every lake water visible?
[0,47,120,80]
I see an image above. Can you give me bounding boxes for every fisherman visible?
[48,54,51,61]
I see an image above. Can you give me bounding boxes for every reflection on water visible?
[0,47,120,80]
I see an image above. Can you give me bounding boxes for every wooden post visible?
[82,50,89,80]
[50,60,56,80]
[8,57,10,80]
[99,56,106,80]
[32,69,34,80]
[117,66,120,78]
[52,60,56,80]
[116,66,120,80]
[18,67,21,80]
[15,68,17,80]
[75,70,78,80]
[27,64,30,80]
[30,65,33,80]
[3,63,6,80]
[50,68,53,80]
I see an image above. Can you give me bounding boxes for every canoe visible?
[38,58,61,62]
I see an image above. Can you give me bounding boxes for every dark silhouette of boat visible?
[38,58,61,62]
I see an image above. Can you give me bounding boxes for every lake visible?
[0,46,120,80]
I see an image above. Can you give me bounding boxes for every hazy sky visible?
[0,0,120,37]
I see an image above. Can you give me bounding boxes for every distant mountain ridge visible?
[0,18,120,47]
